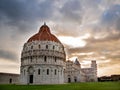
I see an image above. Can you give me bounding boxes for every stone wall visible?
[0,73,19,84]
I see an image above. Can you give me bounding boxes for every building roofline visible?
[0,72,20,76]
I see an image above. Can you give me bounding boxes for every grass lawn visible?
[0,82,120,90]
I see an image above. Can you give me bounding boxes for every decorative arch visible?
[28,66,34,74]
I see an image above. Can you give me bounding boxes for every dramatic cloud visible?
[0,49,17,61]
[60,0,82,23]
[0,0,120,76]
[101,4,120,31]
[0,0,56,30]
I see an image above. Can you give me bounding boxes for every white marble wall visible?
[20,41,66,84]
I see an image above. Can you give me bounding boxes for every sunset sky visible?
[0,0,120,77]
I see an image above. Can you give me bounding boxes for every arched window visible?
[9,78,12,84]
[31,46,33,49]
[55,57,56,62]
[61,70,62,75]
[44,56,47,62]
[30,56,32,62]
[24,70,25,75]
[47,69,49,75]
[38,69,40,75]
[53,46,55,50]
[55,69,57,75]
[46,45,48,49]
[39,45,41,49]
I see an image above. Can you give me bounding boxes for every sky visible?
[0,0,120,77]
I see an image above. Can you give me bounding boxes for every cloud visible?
[0,0,120,76]
[101,4,120,31]
[98,64,120,76]
[66,27,120,64]
[60,0,82,23]
[0,0,56,32]
[0,49,17,61]
[0,59,20,73]
[0,0,55,21]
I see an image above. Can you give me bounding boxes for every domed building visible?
[20,23,66,84]
[20,23,97,84]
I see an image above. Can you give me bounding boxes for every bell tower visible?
[91,60,97,81]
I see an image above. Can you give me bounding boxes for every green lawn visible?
[0,82,120,90]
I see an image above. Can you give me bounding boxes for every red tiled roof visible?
[27,24,61,43]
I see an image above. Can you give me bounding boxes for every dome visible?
[27,23,61,43]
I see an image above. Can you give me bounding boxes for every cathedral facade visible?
[64,60,97,83]
[20,23,97,84]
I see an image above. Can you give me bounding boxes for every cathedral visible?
[20,23,97,84]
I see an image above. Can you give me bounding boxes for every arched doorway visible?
[68,78,71,83]
[68,75,71,83]
[28,66,34,84]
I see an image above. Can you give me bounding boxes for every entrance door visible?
[29,75,33,83]
[68,78,71,83]
[9,78,12,84]
[74,78,77,82]
[74,77,77,82]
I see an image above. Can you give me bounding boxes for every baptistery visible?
[20,23,66,84]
